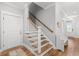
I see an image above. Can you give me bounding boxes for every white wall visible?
[55,2,79,40]
[73,17,79,36]
[0,3,24,49]
[65,16,79,38]
[0,3,23,16]
[0,11,1,49]
[57,2,79,38]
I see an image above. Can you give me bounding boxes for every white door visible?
[2,14,23,49]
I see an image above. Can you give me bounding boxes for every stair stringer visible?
[42,31,56,48]
[40,32,56,56]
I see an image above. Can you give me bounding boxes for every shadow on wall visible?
[29,2,42,15]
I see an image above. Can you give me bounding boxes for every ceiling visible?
[1,2,79,15]
[0,2,55,10]
[59,2,79,15]
[1,2,31,10]
[34,2,55,9]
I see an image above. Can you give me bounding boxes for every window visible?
[66,21,73,32]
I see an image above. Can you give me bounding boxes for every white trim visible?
[24,31,38,34]
[41,38,47,42]
[63,15,79,21]
[32,47,38,51]
[0,39,23,52]
[0,10,23,51]
[26,34,37,37]
[1,11,4,50]
[27,37,38,41]
[0,44,23,52]
[31,42,37,45]
[1,10,23,18]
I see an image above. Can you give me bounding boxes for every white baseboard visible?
[0,43,23,52]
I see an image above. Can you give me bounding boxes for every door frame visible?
[0,10,23,51]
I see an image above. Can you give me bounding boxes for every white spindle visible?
[37,26,41,53]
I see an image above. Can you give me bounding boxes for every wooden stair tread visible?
[30,38,46,43]
[29,38,46,43]
[41,37,46,40]
[27,34,37,38]
[35,44,52,55]
[31,40,49,48]
[41,44,52,53]
[21,46,34,56]
[30,40,37,43]
[41,40,49,45]
[32,45,38,48]
[44,49,60,56]
[24,34,37,39]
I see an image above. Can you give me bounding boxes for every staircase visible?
[23,13,64,55]
[24,26,54,56]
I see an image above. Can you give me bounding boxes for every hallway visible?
[0,2,79,56]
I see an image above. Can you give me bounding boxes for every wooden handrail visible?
[28,17,38,29]
[29,12,53,33]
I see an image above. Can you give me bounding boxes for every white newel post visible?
[24,3,29,33]
[38,26,41,53]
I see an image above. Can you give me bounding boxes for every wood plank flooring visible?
[0,45,34,56]
[60,37,79,56]
[44,37,79,56]
[0,37,79,56]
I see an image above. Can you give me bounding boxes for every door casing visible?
[0,11,23,51]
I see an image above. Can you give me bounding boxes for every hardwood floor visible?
[0,37,79,56]
[0,46,34,56]
[44,37,79,56]
[60,37,79,56]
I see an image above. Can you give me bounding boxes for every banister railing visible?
[29,12,56,53]
[29,12,53,33]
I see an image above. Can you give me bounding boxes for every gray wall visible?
[29,2,55,30]
[29,2,56,46]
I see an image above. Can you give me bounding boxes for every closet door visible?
[2,14,23,49]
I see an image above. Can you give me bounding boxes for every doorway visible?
[1,12,23,50]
